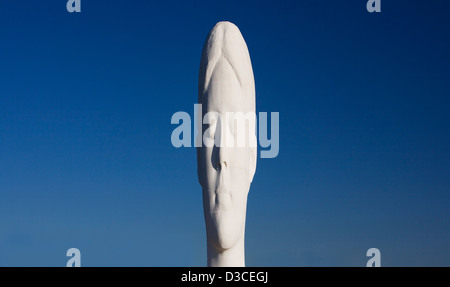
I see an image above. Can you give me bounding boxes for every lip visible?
[215,190,231,197]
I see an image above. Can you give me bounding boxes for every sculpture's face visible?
[197,22,256,251]
[198,101,254,250]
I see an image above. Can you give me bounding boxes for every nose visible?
[213,145,228,170]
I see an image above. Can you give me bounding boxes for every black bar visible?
[0,267,447,286]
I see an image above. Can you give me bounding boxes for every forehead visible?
[203,60,252,115]
[199,22,255,116]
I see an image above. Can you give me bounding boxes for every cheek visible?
[226,167,250,193]
[226,149,251,188]
[198,147,218,188]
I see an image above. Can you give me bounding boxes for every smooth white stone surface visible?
[198,21,257,267]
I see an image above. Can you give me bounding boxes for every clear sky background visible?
[0,0,449,266]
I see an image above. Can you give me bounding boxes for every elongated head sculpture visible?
[197,21,257,267]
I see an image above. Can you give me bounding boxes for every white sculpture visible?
[197,21,257,267]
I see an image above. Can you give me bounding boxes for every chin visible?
[207,209,245,251]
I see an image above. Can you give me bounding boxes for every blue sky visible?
[0,0,449,266]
